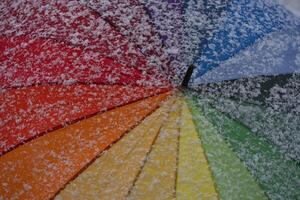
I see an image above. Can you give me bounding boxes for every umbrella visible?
[1,0,300,200]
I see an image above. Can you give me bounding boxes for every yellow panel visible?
[176,100,219,200]
[127,99,181,200]
[56,97,175,200]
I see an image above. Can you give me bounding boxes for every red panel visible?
[0,36,168,87]
[0,84,170,155]
[0,0,144,67]
[0,0,169,87]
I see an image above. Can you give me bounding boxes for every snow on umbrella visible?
[185,0,300,199]
[0,0,300,200]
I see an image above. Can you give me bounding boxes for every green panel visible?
[185,96,267,200]
[187,92,300,200]
[204,96,300,162]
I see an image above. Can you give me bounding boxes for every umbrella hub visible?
[181,64,195,88]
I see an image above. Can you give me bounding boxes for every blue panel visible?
[183,0,231,63]
[192,0,292,79]
[193,24,300,84]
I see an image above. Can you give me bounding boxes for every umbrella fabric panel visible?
[141,0,183,48]
[177,100,218,200]
[141,0,186,83]
[253,74,300,113]
[56,97,174,200]
[193,73,300,161]
[0,84,169,155]
[186,95,268,200]
[192,0,292,80]
[201,96,300,162]
[193,24,300,84]
[0,0,165,79]
[193,74,300,113]
[0,36,167,88]
[0,93,169,200]
[183,0,231,66]
[127,99,181,200]
[191,95,300,200]
[84,0,169,74]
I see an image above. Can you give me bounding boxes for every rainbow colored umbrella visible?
[1,0,300,200]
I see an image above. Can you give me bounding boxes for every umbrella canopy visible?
[0,0,169,87]
[1,0,300,200]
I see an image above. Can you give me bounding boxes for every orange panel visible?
[0,92,170,200]
[0,84,170,155]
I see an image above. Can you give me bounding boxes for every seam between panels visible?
[185,96,221,200]
[125,98,175,199]
[174,98,183,200]
[49,101,166,200]
[1,91,170,157]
